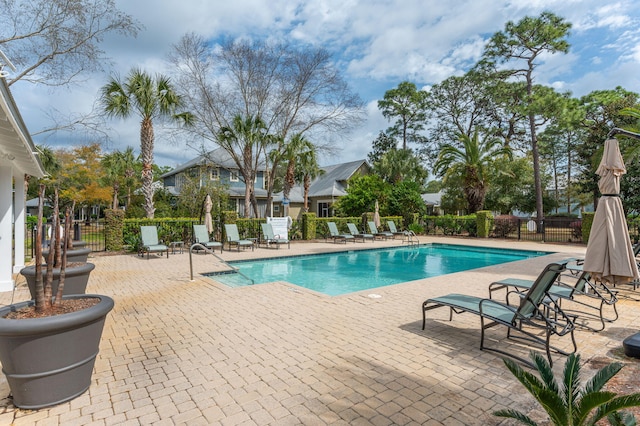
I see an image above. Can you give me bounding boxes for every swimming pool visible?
[207,243,551,296]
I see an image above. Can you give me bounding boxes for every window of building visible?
[318,202,329,218]
[210,168,219,180]
[230,169,239,182]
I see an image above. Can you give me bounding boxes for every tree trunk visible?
[140,117,155,219]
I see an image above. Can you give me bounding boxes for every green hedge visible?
[581,212,594,243]
[104,209,125,251]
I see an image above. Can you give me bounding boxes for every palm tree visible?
[373,148,428,184]
[217,115,269,218]
[294,145,323,213]
[101,147,138,209]
[495,351,640,425]
[100,68,192,218]
[282,133,313,215]
[434,130,511,213]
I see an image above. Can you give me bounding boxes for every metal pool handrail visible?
[189,243,255,284]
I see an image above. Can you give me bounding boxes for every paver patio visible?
[0,237,639,425]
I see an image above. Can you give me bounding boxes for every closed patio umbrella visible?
[582,138,639,285]
[204,194,213,235]
[373,200,381,228]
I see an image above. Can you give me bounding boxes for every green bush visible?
[492,215,519,238]
[581,212,595,243]
[476,211,492,238]
[104,209,125,251]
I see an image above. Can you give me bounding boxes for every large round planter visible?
[42,247,90,264]
[0,294,114,409]
[20,262,95,298]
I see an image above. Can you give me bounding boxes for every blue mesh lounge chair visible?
[260,223,290,249]
[327,222,354,244]
[488,269,618,332]
[422,262,576,367]
[139,225,169,259]
[193,224,223,253]
[367,221,393,240]
[224,224,254,251]
[347,223,374,242]
[387,220,410,239]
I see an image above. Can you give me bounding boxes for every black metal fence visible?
[421,216,585,243]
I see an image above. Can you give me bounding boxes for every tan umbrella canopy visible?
[204,194,213,234]
[373,200,381,228]
[582,138,640,284]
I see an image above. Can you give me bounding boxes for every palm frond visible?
[584,362,623,394]
[493,408,539,426]
[590,394,640,425]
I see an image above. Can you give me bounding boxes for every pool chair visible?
[367,221,393,240]
[422,261,576,367]
[193,224,223,253]
[346,222,374,242]
[327,222,355,244]
[488,269,618,332]
[387,221,409,239]
[260,223,290,249]
[139,225,169,259]
[224,224,255,251]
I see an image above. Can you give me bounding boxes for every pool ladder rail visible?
[188,243,255,284]
[403,230,420,246]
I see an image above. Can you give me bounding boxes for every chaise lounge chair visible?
[224,224,255,251]
[193,224,223,253]
[368,221,393,240]
[488,269,618,332]
[260,223,290,249]
[387,220,409,239]
[347,222,374,242]
[139,225,169,259]
[422,261,576,367]
[327,222,355,244]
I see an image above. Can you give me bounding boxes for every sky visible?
[7,0,640,169]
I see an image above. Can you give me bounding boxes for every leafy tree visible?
[217,115,269,218]
[426,72,499,165]
[100,68,193,218]
[386,181,426,226]
[538,96,585,214]
[494,351,640,425]
[484,156,534,215]
[173,174,230,219]
[100,147,139,209]
[0,0,140,87]
[478,11,571,223]
[378,81,429,150]
[424,180,442,194]
[169,35,364,217]
[334,175,390,217]
[434,131,512,213]
[373,149,428,185]
[368,131,397,164]
[576,88,639,209]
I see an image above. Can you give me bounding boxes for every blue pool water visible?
[207,243,550,296]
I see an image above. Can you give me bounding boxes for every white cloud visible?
[7,0,640,167]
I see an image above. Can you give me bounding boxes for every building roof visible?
[276,159,368,202]
[161,147,266,179]
[421,191,442,206]
[0,78,45,178]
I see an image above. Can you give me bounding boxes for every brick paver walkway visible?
[1,237,639,425]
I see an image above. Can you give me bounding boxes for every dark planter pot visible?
[0,294,114,409]
[42,247,90,264]
[20,262,95,298]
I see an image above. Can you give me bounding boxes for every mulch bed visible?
[4,298,99,319]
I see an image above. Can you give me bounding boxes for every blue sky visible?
[8,0,640,168]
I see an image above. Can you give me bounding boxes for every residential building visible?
[162,150,369,219]
[0,77,46,291]
[161,148,269,217]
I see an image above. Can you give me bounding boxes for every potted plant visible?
[20,192,94,297]
[0,185,114,409]
[494,350,640,425]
